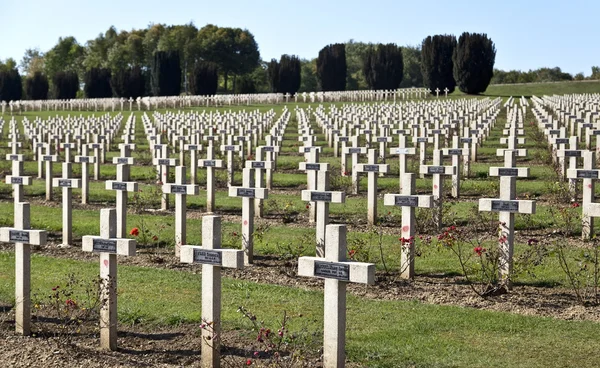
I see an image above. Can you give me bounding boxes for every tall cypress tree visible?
[84,68,112,98]
[316,43,347,91]
[278,54,301,95]
[421,35,457,94]
[362,43,404,90]
[151,51,181,96]
[267,59,280,93]
[128,66,146,98]
[453,32,496,94]
[189,61,218,96]
[0,69,22,101]
[52,71,79,99]
[25,72,49,100]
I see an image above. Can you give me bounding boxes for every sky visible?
[0,0,597,75]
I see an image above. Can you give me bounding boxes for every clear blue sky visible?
[1,0,597,75]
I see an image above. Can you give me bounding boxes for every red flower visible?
[152,235,159,241]
[306,204,310,209]
[572,202,580,208]
[246,359,252,366]
[130,228,139,236]
[233,232,238,237]
[348,249,356,259]
[474,246,485,256]
[65,299,77,308]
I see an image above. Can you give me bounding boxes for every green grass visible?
[1,253,599,368]
[454,80,600,98]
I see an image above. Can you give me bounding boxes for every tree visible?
[25,72,49,100]
[198,25,260,91]
[84,68,112,98]
[453,32,496,94]
[299,58,318,92]
[20,48,45,76]
[235,75,256,94]
[151,50,181,96]
[421,35,456,94]
[189,62,218,96]
[316,43,347,91]
[400,46,423,88]
[345,40,370,90]
[278,55,301,95]
[362,43,404,90]
[128,66,146,98]
[52,71,79,99]
[0,68,22,101]
[267,59,280,93]
[44,36,84,79]
[110,66,146,98]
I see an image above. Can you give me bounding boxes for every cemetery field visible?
[2,90,600,367]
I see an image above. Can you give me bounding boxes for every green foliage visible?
[316,43,347,91]
[362,43,404,90]
[189,61,218,96]
[84,67,112,98]
[151,50,181,96]
[235,75,256,94]
[345,40,370,90]
[421,34,456,93]
[0,68,22,101]
[110,66,146,98]
[400,45,423,88]
[25,71,49,100]
[299,59,318,92]
[492,67,574,85]
[52,71,79,99]
[453,32,496,94]
[278,54,301,95]
[19,48,45,77]
[44,36,84,79]
[267,58,280,92]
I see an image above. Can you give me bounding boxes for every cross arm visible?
[301,190,345,203]
[390,147,416,155]
[75,156,97,164]
[383,194,433,208]
[299,162,330,171]
[0,228,47,245]
[479,198,536,214]
[5,154,24,161]
[245,160,275,170]
[82,236,136,256]
[228,187,268,199]
[105,181,138,192]
[567,169,600,179]
[52,178,82,189]
[298,257,375,285]
[419,165,456,175]
[41,155,59,162]
[198,159,225,168]
[184,144,203,151]
[355,163,390,174]
[113,157,135,165]
[299,146,321,154]
[180,246,244,269]
[489,167,530,177]
[500,137,526,145]
[6,176,32,185]
[342,147,368,155]
[496,149,527,157]
[162,183,199,195]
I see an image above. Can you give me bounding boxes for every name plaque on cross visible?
[498,168,519,176]
[364,165,380,172]
[349,148,362,154]
[394,148,410,154]
[9,230,29,243]
[92,238,117,253]
[305,163,321,170]
[79,157,90,163]
[202,160,216,167]
[117,158,129,164]
[461,138,473,143]
[171,185,188,194]
[428,166,445,174]
[187,145,199,150]
[564,151,582,157]
[491,200,519,212]
[193,249,222,265]
[338,137,349,142]
[447,149,463,155]
[577,170,599,179]
[432,129,442,134]
[417,138,427,143]
[377,137,388,142]
[58,179,72,187]
[555,138,569,144]
[311,192,332,202]
[470,130,479,135]
[394,196,419,207]
[90,144,101,149]
[112,182,127,191]
[11,177,23,185]
[43,155,53,161]
[262,147,275,152]
[224,146,236,151]
[251,162,265,169]
[158,159,171,165]
[9,155,18,160]
[314,261,350,281]
[549,130,560,135]
[236,188,255,197]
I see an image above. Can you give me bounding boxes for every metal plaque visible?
[58,179,72,187]
[491,200,519,212]
[576,170,599,179]
[203,160,216,167]
[236,188,256,197]
[305,163,320,171]
[427,166,446,174]
[112,182,127,191]
[193,249,222,265]
[497,168,519,176]
[363,165,380,172]
[11,177,23,185]
[92,238,117,253]
[394,196,419,207]
[9,230,29,243]
[314,261,349,281]
[310,192,332,202]
[251,161,266,169]
[171,185,187,194]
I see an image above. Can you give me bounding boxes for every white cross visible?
[355,149,390,224]
[52,162,81,246]
[419,149,456,229]
[567,150,600,239]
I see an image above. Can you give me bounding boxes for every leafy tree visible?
[362,43,404,90]
[278,55,301,95]
[151,50,181,96]
[110,66,146,98]
[316,43,347,91]
[345,40,370,90]
[0,68,22,101]
[189,62,218,96]
[299,58,318,92]
[25,72,49,100]
[235,75,256,94]
[128,66,146,98]
[267,59,280,93]
[44,36,84,79]
[52,71,79,99]
[198,24,260,91]
[84,67,112,98]
[400,46,423,88]
[19,48,45,76]
[453,32,496,94]
[421,35,457,94]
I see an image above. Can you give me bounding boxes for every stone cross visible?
[355,149,390,224]
[82,208,136,351]
[444,88,449,97]
[52,163,81,246]
[441,136,469,198]
[389,135,416,192]
[152,151,178,210]
[435,88,440,98]
[299,149,327,223]
[301,170,346,257]
[41,144,59,201]
[183,143,202,184]
[419,149,456,229]
[162,166,199,256]
[567,151,600,239]
[220,138,241,187]
[479,150,536,287]
[105,158,138,239]
[342,137,367,194]
[198,145,225,213]
[5,153,31,210]
[180,215,244,368]
[413,135,433,178]
[0,203,47,335]
[75,145,96,204]
[298,224,375,368]
[384,173,434,278]
[246,148,275,218]
[228,168,268,265]
[556,137,583,200]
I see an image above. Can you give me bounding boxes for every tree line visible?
[0,23,593,102]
